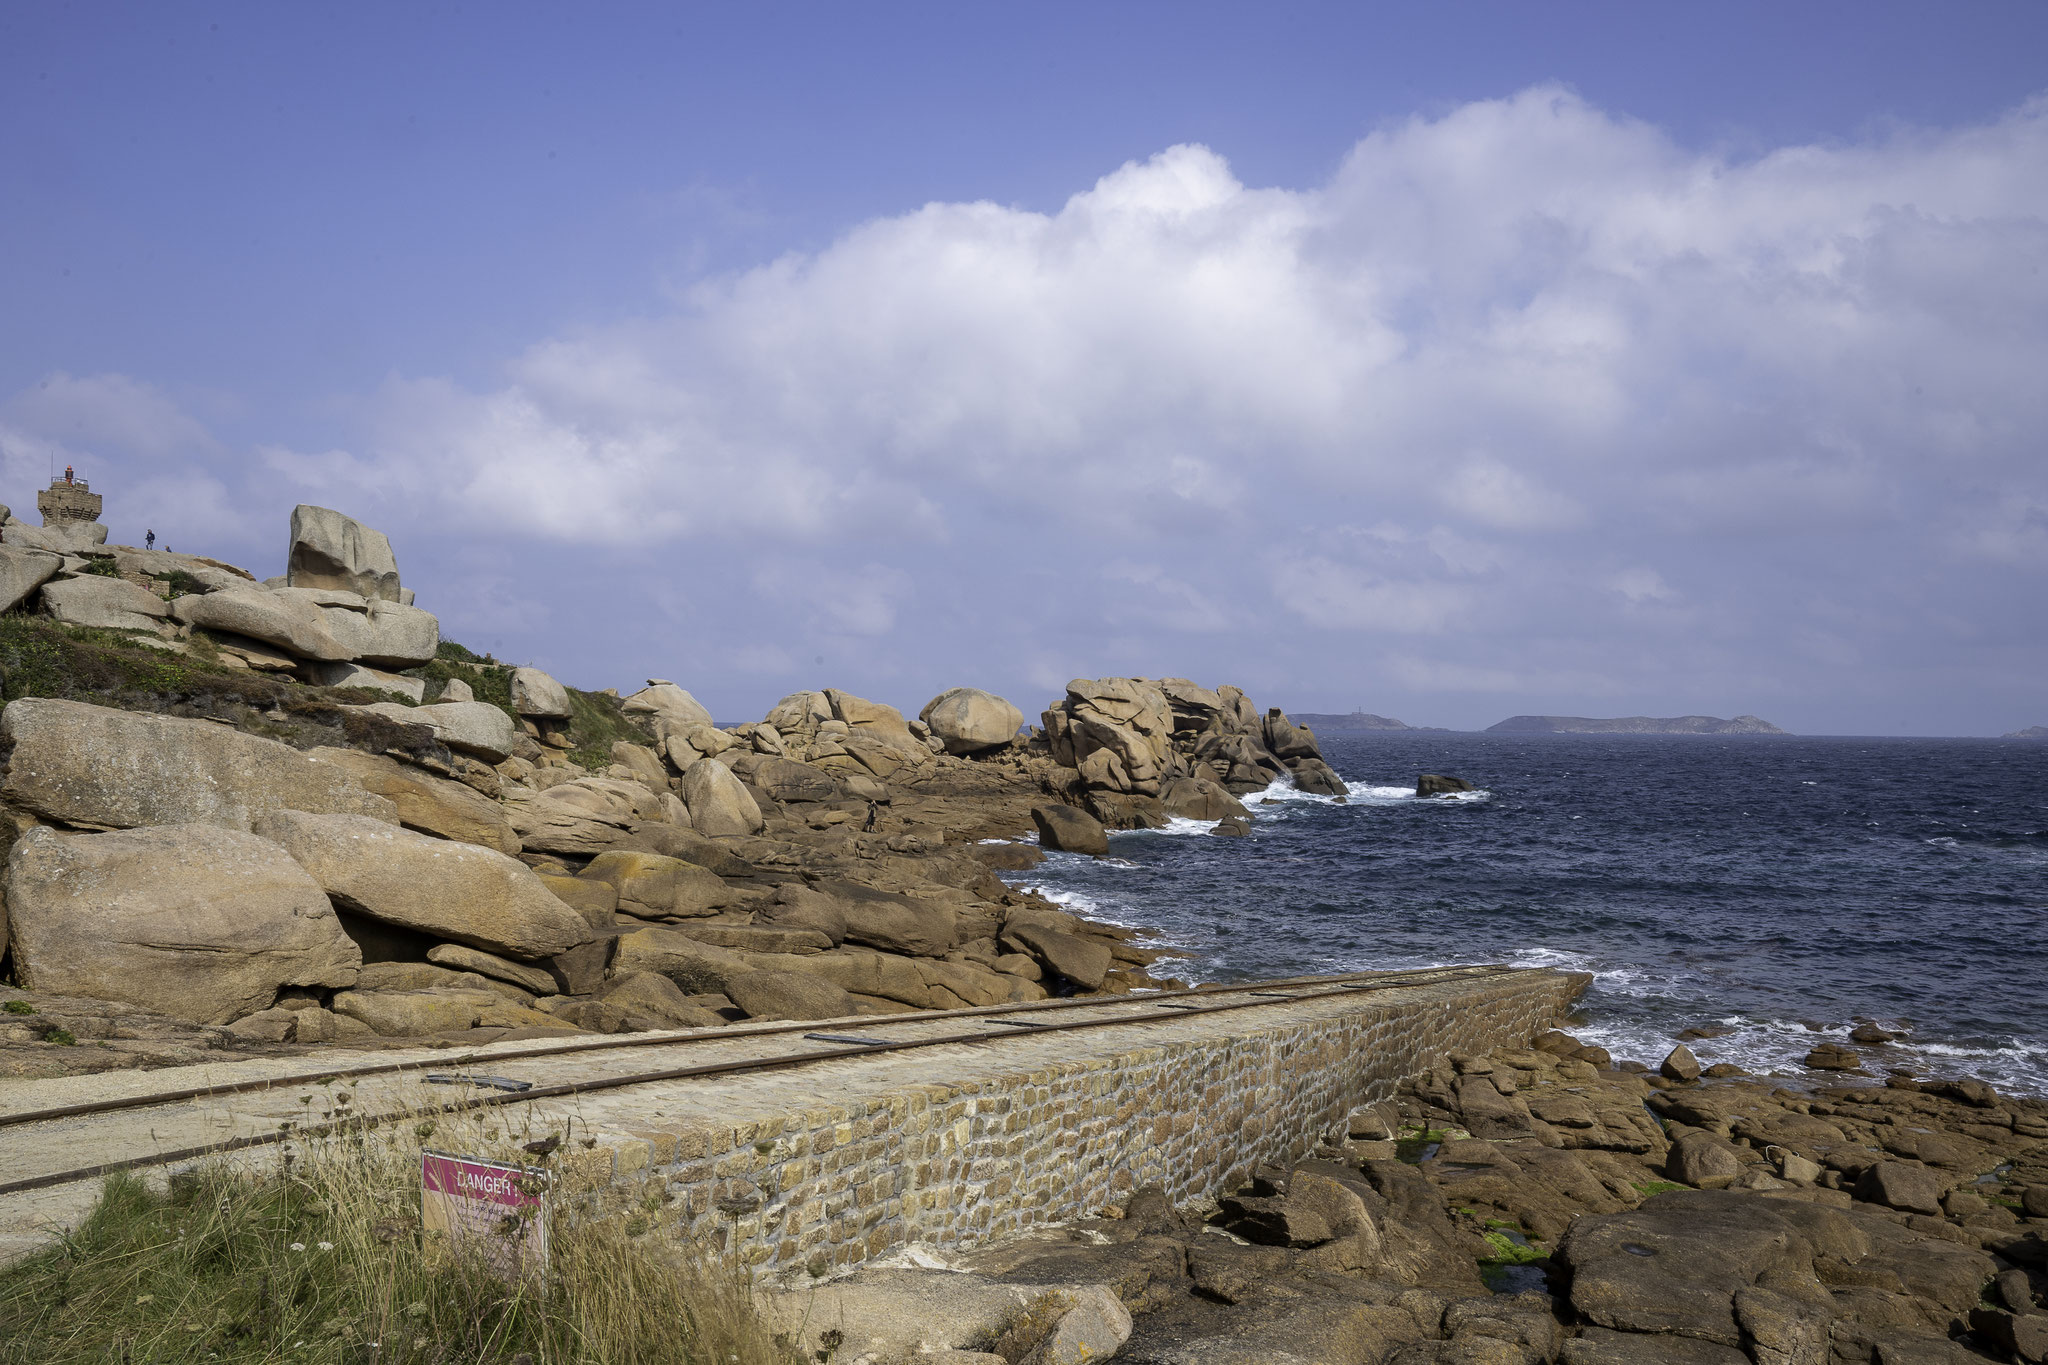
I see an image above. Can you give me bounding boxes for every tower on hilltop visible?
[38,472,102,527]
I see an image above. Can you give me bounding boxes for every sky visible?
[4,3,2046,736]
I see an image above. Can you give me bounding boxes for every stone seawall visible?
[558,967,1589,1276]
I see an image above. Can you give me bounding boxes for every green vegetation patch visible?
[563,686,653,772]
[0,617,442,761]
[78,557,122,579]
[0,1159,794,1365]
[1632,1180,1688,1199]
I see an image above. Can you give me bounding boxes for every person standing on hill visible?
[145,529,155,550]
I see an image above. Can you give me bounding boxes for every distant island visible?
[2006,726,2048,739]
[1290,711,1416,732]
[1486,714,1789,735]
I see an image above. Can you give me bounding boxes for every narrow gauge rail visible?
[0,964,1509,1198]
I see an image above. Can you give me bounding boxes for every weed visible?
[2,1000,34,1015]
[1631,1180,1688,1199]
[79,558,122,579]
[0,1111,796,1365]
[43,1026,77,1046]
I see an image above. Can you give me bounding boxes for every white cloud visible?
[10,85,2048,728]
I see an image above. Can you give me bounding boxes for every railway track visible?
[0,964,1510,1201]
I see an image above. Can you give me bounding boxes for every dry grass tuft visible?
[0,1103,796,1365]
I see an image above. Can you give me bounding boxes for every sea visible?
[1004,734,2048,1096]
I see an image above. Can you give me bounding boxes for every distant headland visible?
[1486,714,1789,735]
[2006,725,2048,739]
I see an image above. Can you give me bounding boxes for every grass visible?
[0,616,442,761]
[413,641,654,771]
[0,1107,796,1365]
[1631,1180,1688,1199]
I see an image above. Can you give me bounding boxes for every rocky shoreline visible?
[0,499,1351,1078]
[778,1028,2048,1364]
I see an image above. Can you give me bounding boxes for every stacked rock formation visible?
[1039,676,1348,828]
[0,498,1364,1072]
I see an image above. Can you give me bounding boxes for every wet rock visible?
[1804,1042,1861,1071]
[1660,1044,1701,1083]
[1210,815,1250,837]
[1416,774,1474,798]
[1031,803,1109,856]
[1849,1022,1897,1045]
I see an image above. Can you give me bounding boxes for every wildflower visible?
[317,1240,334,1251]
[290,1242,306,1252]
[134,1295,154,1305]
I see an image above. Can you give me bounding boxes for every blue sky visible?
[4,3,2046,733]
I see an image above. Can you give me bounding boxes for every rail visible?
[0,964,1511,1198]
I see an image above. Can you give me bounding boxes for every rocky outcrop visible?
[1033,803,1109,855]
[0,698,398,832]
[919,687,1024,755]
[4,823,360,1024]
[251,810,593,960]
[1039,677,1344,820]
[286,504,403,602]
[171,587,351,661]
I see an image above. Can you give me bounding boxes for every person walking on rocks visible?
[145,529,155,550]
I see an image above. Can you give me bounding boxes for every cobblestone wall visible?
[575,969,1586,1276]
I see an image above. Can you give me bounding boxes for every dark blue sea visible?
[1007,734,2048,1095]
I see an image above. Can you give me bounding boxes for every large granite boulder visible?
[287,504,402,601]
[251,810,593,960]
[611,925,753,995]
[3,521,109,553]
[1031,803,1109,856]
[0,698,397,832]
[39,575,171,632]
[302,661,426,701]
[764,689,833,734]
[918,687,1024,755]
[681,757,764,836]
[580,850,731,920]
[808,879,956,957]
[824,689,930,765]
[354,700,520,762]
[0,545,61,612]
[305,747,519,853]
[510,667,573,720]
[723,969,859,1022]
[4,823,361,1024]
[729,752,844,803]
[621,682,714,736]
[172,587,348,661]
[1160,775,1248,820]
[319,597,439,669]
[503,777,663,855]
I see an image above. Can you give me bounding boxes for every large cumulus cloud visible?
[8,87,2047,730]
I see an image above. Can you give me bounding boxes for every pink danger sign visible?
[421,1150,548,1282]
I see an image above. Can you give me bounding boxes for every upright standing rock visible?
[681,757,765,837]
[287,505,403,602]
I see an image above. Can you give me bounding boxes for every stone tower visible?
[38,476,102,527]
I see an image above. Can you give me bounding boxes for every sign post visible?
[420,1150,549,1283]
